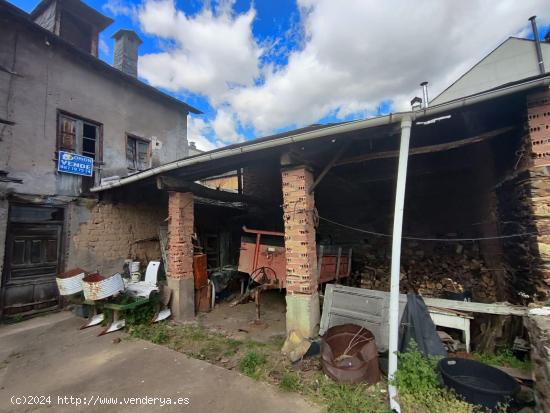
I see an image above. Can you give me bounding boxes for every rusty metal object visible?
[56,268,86,296]
[82,273,124,301]
[321,324,380,385]
[237,226,351,288]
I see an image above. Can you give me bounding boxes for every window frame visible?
[126,134,151,171]
[56,110,103,163]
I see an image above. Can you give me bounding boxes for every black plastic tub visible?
[438,357,519,410]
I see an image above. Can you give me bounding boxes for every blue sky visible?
[9,0,550,150]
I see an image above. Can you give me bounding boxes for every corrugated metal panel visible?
[83,273,124,300]
[320,285,407,352]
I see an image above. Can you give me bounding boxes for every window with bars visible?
[126,135,150,171]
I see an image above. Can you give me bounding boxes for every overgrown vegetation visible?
[127,321,390,413]
[310,374,390,413]
[472,348,532,372]
[393,342,478,413]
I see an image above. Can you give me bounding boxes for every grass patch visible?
[127,322,390,412]
[239,351,267,379]
[279,371,302,392]
[307,374,390,413]
[472,348,531,372]
[393,342,482,413]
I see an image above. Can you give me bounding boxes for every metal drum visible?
[321,324,380,385]
[82,273,124,301]
[56,268,86,296]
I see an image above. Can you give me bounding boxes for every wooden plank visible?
[309,141,350,194]
[336,126,514,166]
[423,297,527,316]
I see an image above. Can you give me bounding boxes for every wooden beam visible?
[156,175,271,206]
[335,126,514,167]
[423,297,527,316]
[309,141,351,194]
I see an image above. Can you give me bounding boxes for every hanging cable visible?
[318,215,542,243]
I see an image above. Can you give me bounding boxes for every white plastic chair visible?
[125,261,160,298]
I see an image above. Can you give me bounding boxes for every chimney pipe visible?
[112,29,142,78]
[410,96,422,111]
[420,81,429,108]
[529,16,546,74]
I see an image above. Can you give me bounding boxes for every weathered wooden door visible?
[1,205,63,316]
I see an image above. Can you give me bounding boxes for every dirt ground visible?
[198,290,286,343]
[0,311,320,413]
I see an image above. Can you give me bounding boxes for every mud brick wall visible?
[526,314,550,413]
[167,192,194,279]
[282,166,318,294]
[71,201,165,275]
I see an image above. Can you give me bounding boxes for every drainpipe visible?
[529,16,546,74]
[387,116,413,413]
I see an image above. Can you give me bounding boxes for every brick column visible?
[167,191,195,320]
[526,91,550,301]
[281,165,320,338]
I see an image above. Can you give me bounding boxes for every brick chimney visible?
[112,29,142,77]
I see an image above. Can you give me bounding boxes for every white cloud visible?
[98,36,110,56]
[103,0,137,18]
[137,0,550,142]
[230,0,550,132]
[187,116,218,152]
[212,109,246,145]
[137,0,262,100]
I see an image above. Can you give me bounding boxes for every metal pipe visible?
[91,75,550,193]
[387,117,412,413]
[529,16,546,74]
[420,81,429,108]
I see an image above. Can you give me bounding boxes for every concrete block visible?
[285,292,320,339]
[167,277,195,321]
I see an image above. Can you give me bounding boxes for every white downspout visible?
[387,117,412,413]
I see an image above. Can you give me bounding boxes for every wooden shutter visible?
[58,115,76,151]
[126,137,137,169]
[136,140,150,170]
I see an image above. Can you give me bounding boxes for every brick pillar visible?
[526,90,550,301]
[281,165,320,338]
[167,191,195,320]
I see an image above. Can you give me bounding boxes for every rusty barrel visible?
[321,324,380,385]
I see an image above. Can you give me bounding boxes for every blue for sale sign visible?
[57,151,94,177]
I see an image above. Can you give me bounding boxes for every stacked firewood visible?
[352,240,498,302]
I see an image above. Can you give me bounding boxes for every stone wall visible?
[496,90,550,302]
[526,314,550,413]
[70,201,165,275]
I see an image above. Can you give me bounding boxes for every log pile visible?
[352,240,498,302]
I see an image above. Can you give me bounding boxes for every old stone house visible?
[0,0,200,316]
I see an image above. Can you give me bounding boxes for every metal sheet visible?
[320,285,407,352]
[56,272,85,295]
[82,273,124,301]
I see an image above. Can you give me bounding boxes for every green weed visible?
[279,371,302,392]
[311,374,390,413]
[472,348,531,372]
[239,351,266,379]
[393,341,477,413]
